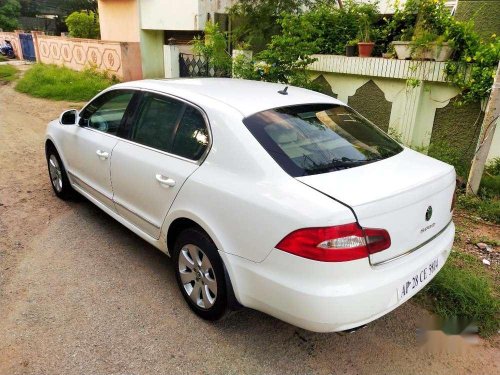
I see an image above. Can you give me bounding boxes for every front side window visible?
[171,106,209,160]
[80,90,134,135]
[243,104,403,177]
[130,93,184,153]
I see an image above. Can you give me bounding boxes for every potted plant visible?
[357,14,375,57]
[382,45,395,59]
[346,39,358,57]
[390,0,454,61]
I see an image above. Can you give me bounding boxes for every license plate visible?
[398,257,440,302]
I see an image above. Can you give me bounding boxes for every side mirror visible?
[59,109,78,125]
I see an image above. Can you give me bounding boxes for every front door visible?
[63,89,136,209]
[110,92,210,238]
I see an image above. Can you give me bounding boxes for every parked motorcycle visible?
[0,40,16,59]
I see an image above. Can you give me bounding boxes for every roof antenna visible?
[278,86,288,95]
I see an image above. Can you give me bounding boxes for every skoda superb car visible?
[45,79,455,332]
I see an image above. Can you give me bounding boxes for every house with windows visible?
[97,0,234,79]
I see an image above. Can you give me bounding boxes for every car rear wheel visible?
[173,227,228,320]
[46,146,75,200]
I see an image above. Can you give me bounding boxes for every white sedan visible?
[45,79,455,332]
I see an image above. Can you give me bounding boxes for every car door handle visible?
[155,174,176,187]
[96,150,109,160]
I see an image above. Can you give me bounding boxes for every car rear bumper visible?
[221,222,454,332]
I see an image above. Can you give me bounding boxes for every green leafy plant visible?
[65,10,100,39]
[233,1,380,88]
[422,249,499,337]
[346,39,359,47]
[192,21,232,77]
[358,10,377,43]
[233,11,320,89]
[445,32,500,105]
[383,0,499,104]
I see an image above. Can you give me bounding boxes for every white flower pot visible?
[392,41,454,62]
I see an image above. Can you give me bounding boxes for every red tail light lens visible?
[276,223,391,262]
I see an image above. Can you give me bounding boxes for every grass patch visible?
[457,194,500,224]
[15,64,118,102]
[0,55,8,62]
[421,250,499,337]
[0,64,18,82]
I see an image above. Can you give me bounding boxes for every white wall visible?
[139,0,233,31]
[140,29,165,78]
[140,0,199,30]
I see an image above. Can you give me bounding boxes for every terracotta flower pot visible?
[358,42,375,58]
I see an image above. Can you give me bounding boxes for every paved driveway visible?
[0,82,498,375]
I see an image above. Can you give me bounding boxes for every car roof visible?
[114,78,342,117]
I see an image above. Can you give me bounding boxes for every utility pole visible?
[466,62,500,195]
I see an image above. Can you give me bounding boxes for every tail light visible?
[275,223,391,262]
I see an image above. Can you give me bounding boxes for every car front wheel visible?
[173,228,228,320]
[46,146,75,200]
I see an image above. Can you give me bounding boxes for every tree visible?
[193,22,232,76]
[0,0,21,31]
[228,0,313,51]
[65,10,99,39]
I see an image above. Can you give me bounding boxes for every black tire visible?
[46,145,75,200]
[172,227,228,321]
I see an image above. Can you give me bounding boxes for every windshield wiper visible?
[304,157,376,175]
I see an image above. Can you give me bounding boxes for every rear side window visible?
[171,106,209,160]
[130,93,184,152]
[243,104,403,177]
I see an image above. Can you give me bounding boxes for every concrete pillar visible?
[164,44,180,79]
[31,31,44,62]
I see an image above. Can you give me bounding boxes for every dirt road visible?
[0,79,498,375]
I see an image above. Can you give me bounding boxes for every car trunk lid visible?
[297,148,456,264]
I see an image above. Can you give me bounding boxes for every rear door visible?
[63,89,137,210]
[110,92,210,238]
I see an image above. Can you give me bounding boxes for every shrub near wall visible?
[65,11,100,39]
[15,64,116,102]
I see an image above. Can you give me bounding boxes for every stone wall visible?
[36,35,142,81]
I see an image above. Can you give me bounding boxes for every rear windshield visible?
[243,104,403,177]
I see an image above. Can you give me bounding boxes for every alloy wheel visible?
[178,244,218,309]
[48,154,63,193]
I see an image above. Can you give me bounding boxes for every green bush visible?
[296,1,379,55]
[0,64,17,82]
[228,0,309,52]
[15,64,117,102]
[423,250,499,336]
[233,11,319,88]
[65,10,100,39]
